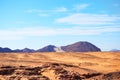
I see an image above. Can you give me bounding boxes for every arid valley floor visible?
[0,52,120,80]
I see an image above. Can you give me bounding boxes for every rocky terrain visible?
[0,63,119,80]
[0,52,120,80]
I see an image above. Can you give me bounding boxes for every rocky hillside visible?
[61,41,101,52]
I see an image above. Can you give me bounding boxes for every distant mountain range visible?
[0,47,12,52]
[13,48,35,52]
[0,41,101,52]
[110,49,120,52]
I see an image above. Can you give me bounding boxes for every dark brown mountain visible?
[61,41,101,52]
[37,45,56,52]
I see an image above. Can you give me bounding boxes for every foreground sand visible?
[0,52,120,80]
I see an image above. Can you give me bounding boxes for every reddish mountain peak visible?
[61,41,101,52]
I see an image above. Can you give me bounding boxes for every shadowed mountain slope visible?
[37,45,56,52]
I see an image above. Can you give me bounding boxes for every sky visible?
[0,0,120,51]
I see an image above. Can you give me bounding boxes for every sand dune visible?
[0,52,120,80]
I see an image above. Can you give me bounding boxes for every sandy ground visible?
[0,52,120,80]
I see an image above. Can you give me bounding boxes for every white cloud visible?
[55,7,67,12]
[25,7,68,17]
[73,4,89,11]
[26,7,67,13]
[26,4,88,13]
[0,26,120,40]
[56,13,120,25]
[0,28,56,40]
[26,4,89,14]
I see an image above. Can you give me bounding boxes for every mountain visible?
[37,45,56,52]
[13,49,22,52]
[110,49,120,52]
[13,48,35,52]
[0,41,101,52]
[61,41,101,52]
[22,48,35,52]
[0,47,13,52]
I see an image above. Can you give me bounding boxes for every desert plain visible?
[0,52,120,80]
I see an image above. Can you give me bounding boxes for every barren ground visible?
[0,52,120,80]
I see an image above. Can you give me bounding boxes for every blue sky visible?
[0,0,120,51]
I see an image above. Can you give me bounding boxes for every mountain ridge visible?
[110,49,120,52]
[0,41,101,52]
